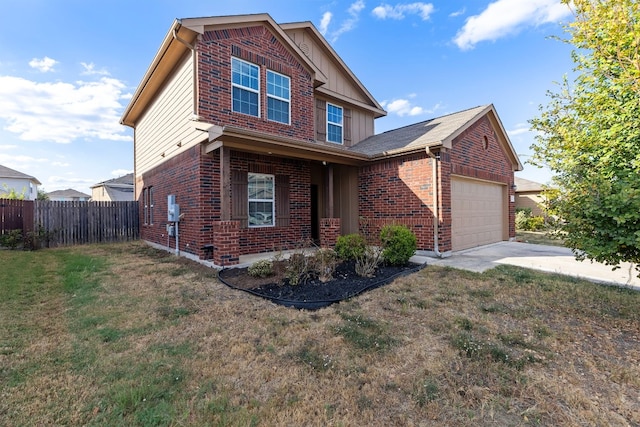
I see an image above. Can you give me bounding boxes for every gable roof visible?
[121,13,385,127]
[280,21,386,118]
[0,164,42,185]
[515,177,545,192]
[349,104,523,170]
[91,173,134,189]
[47,189,91,199]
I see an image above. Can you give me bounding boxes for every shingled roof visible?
[514,177,545,192]
[0,164,42,185]
[349,105,489,157]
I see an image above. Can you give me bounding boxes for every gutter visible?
[426,147,443,258]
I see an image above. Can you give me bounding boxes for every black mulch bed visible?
[218,260,426,310]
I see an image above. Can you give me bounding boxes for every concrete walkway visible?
[413,241,640,291]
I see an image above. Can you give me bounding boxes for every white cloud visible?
[81,62,111,76]
[381,98,441,117]
[326,0,366,42]
[0,154,50,178]
[508,123,531,136]
[0,144,18,150]
[453,0,571,50]
[0,73,132,143]
[319,11,332,35]
[449,7,466,18]
[29,56,58,72]
[51,161,70,167]
[111,169,133,177]
[372,2,435,20]
[48,175,98,192]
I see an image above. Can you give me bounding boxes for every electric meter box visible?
[167,195,180,222]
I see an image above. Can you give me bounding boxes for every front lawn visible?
[1,242,638,426]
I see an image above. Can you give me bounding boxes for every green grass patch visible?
[333,312,398,352]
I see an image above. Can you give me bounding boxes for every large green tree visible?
[529,0,640,276]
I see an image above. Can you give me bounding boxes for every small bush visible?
[285,253,314,286]
[355,245,383,278]
[515,208,546,231]
[313,248,338,283]
[248,259,274,278]
[380,224,417,266]
[0,229,23,250]
[335,233,366,260]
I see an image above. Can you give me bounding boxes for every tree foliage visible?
[1,184,26,200]
[529,0,640,275]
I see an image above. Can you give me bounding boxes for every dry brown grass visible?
[1,241,639,426]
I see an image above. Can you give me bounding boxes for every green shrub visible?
[248,259,274,278]
[380,224,417,266]
[0,229,23,250]
[335,233,366,260]
[527,216,546,231]
[516,209,546,231]
[515,210,530,230]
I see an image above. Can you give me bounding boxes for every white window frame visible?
[231,57,260,117]
[266,69,291,125]
[248,173,275,228]
[326,103,343,144]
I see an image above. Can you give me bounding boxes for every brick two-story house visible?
[120,13,522,266]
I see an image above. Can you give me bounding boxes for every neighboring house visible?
[91,173,134,201]
[515,176,547,217]
[120,13,522,266]
[47,189,91,201]
[0,164,41,200]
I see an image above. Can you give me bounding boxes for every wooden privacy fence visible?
[34,201,139,246]
[0,199,34,235]
[0,199,139,246]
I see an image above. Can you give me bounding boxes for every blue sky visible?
[0,0,576,195]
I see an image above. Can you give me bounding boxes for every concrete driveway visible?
[415,241,640,291]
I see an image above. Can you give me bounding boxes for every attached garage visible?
[451,176,507,251]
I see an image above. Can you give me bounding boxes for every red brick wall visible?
[448,115,516,239]
[230,151,311,255]
[357,114,517,253]
[358,152,436,251]
[138,147,312,262]
[138,146,219,259]
[320,218,341,248]
[212,220,240,266]
[197,25,315,142]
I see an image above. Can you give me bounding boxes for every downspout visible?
[173,27,199,118]
[426,147,443,257]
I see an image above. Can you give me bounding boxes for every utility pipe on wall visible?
[426,147,443,258]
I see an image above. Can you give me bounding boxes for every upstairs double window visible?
[231,57,290,125]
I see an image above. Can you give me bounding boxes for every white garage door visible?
[451,177,505,251]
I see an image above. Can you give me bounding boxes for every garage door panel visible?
[452,177,505,251]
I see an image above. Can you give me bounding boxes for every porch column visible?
[320,218,341,248]
[326,163,334,217]
[220,146,231,221]
[212,220,240,266]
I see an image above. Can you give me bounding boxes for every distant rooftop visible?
[515,177,545,192]
[0,164,42,185]
[47,189,91,199]
[91,172,134,188]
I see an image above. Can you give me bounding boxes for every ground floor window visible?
[143,186,154,225]
[248,173,274,227]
